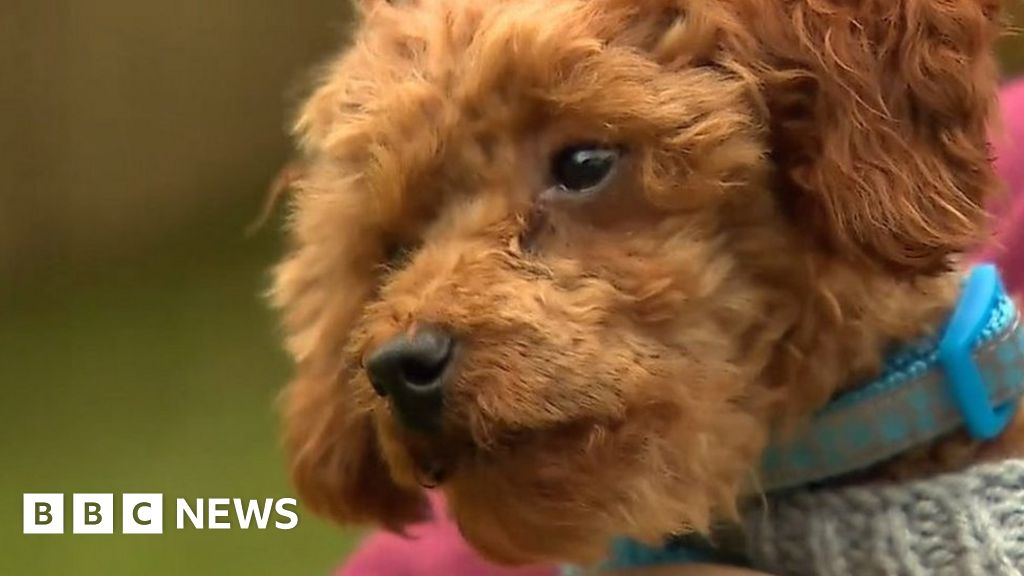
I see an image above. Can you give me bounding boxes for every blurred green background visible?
[1,1,360,575]
[1,2,1023,575]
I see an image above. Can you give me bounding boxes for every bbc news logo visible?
[23,494,298,534]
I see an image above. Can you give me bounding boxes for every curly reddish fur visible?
[272,0,1010,566]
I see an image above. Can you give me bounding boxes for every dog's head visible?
[273,0,1001,564]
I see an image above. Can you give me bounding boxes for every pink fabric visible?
[336,493,555,576]
[336,80,1024,576]
[984,79,1024,293]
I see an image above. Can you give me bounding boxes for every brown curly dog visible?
[271,0,1015,573]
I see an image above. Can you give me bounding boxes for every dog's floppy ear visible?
[282,371,428,531]
[740,0,1002,272]
[272,177,428,530]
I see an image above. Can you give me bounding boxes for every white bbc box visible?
[122,493,163,534]
[23,493,64,534]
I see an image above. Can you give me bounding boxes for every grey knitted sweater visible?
[743,459,1024,576]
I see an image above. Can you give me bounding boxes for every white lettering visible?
[233,498,273,529]
[176,498,203,529]
[274,498,298,530]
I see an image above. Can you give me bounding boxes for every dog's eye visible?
[550,145,619,194]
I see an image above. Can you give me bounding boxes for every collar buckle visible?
[938,264,1016,440]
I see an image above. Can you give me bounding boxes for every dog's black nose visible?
[366,327,454,432]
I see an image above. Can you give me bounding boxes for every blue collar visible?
[588,264,1024,574]
[761,263,1024,492]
